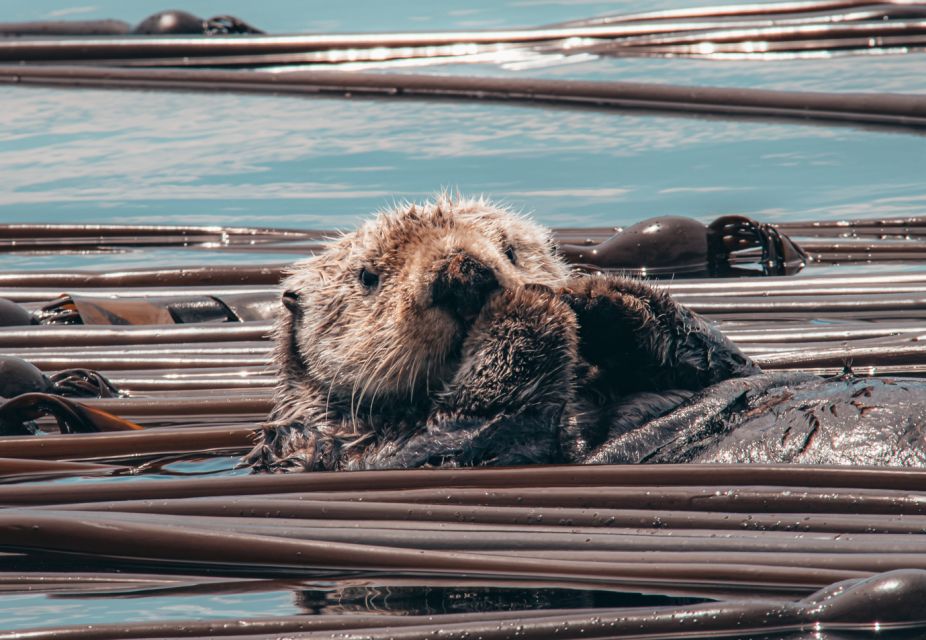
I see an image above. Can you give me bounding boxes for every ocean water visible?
[2,0,925,260]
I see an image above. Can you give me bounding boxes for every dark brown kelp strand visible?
[22,353,269,371]
[0,223,314,239]
[5,494,922,533]
[3,66,925,132]
[5,464,926,504]
[0,457,127,480]
[0,322,273,348]
[0,286,277,303]
[29,508,926,551]
[3,0,926,69]
[0,425,257,461]
[0,609,630,640]
[548,0,926,27]
[0,265,287,287]
[0,511,866,589]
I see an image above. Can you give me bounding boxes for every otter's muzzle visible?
[431,252,499,320]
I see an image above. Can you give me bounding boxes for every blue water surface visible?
[1,0,925,267]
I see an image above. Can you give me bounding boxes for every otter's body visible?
[245,197,926,472]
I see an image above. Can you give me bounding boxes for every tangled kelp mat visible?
[3,218,926,637]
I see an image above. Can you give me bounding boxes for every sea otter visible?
[245,196,926,472]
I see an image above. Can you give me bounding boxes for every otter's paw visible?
[559,275,662,377]
[560,274,760,393]
[439,285,577,416]
[241,423,334,473]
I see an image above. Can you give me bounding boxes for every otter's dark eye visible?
[359,268,380,290]
[504,245,517,265]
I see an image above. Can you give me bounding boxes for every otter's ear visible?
[282,290,300,314]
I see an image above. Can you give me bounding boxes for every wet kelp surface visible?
[2,220,926,637]
[8,466,926,638]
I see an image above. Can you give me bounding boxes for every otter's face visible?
[276,197,569,409]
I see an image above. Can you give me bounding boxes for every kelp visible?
[2,217,926,636]
[6,467,926,636]
[2,1,926,65]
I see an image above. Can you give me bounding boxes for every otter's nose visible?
[432,252,499,319]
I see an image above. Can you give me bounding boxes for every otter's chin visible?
[418,306,466,341]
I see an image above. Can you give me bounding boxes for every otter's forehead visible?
[350,199,545,260]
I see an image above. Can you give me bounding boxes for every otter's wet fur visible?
[245,195,762,472]
[247,196,926,472]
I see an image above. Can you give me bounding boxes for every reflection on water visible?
[294,585,705,616]
[0,582,707,631]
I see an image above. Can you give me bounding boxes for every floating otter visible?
[245,196,926,472]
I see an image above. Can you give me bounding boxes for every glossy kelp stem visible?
[665,272,926,293]
[0,425,257,461]
[34,502,926,541]
[0,457,127,479]
[3,0,925,68]
[547,0,926,27]
[4,464,926,504]
[578,20,926,47]
[722,321,926,342]
[3,66,925,132]
[1,287,277,304]
[754,343,926,369]
[78,395,271,415]
[127,483,926,516]
[0,609,638,640]
[0,266,287,288]
[0,322,272,347]
[19,353,270,371]
[0,15,916,60]
[100,368,274,392]
[0,341,270,359]
[0,223,316,239]
[24,508,926,549]
[22,508,926,536]
[0,511,869,589]
[0,238,324,255]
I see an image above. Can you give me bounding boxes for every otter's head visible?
[275,196,569,411]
